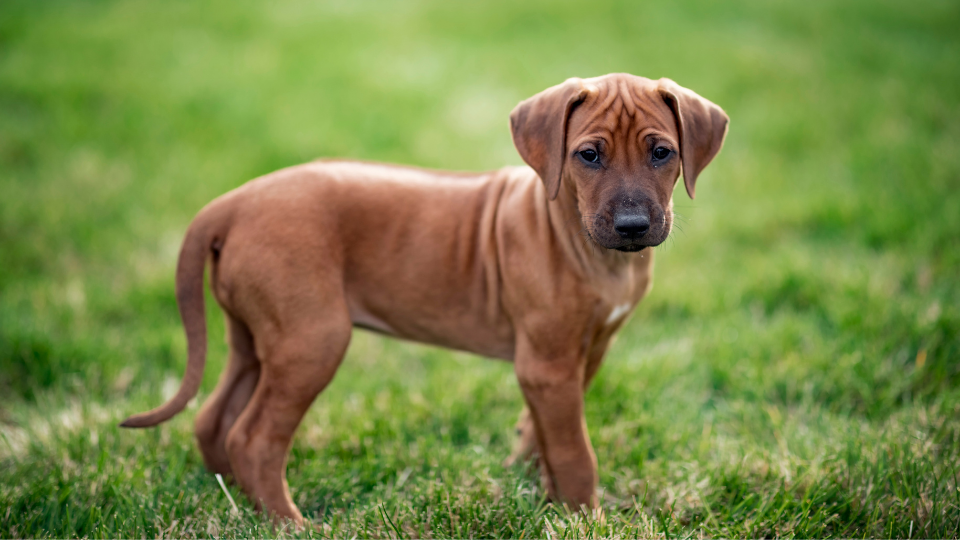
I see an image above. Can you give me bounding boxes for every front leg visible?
[507,335,613,470]
[505,407,539,467]
[514,335,598,508]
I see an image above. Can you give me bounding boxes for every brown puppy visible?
[121,73,728,525]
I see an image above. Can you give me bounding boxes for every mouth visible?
[582,216,667,253]
[614,244,647,253]
[582,224,659,252]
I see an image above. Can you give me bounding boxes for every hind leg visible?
[195,315,261,476]
[225,305,352,525]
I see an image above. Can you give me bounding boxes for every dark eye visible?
[579,149,599,163]
[652,147,671,161]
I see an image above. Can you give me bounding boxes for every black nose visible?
[614,212,650,238]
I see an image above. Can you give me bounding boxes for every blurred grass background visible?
[1,0,959,537]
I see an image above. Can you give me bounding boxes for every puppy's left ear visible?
[510,78,590,200]
[658,78,729,199]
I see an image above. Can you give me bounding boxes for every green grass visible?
[1,0,959,537]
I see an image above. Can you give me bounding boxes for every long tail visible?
[120,197,233,428]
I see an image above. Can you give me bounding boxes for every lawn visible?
[1,0,959,537]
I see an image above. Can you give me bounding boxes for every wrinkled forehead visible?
[567,76,678,144]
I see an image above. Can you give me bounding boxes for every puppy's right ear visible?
[510,78,589,200]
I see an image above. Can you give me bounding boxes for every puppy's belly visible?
[345,294,515,361]
[349,306,396,336]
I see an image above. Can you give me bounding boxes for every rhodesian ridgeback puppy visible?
[121,73,728,525]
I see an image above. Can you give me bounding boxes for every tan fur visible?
[121,73,728,525]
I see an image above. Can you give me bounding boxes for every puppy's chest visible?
[593,256,654,331]
[595,293,640,336]
[603,301,634,328]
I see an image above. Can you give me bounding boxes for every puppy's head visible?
[510,73,729,252]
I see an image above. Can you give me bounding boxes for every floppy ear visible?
[657,78,729,199]
[510,78,589,200]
